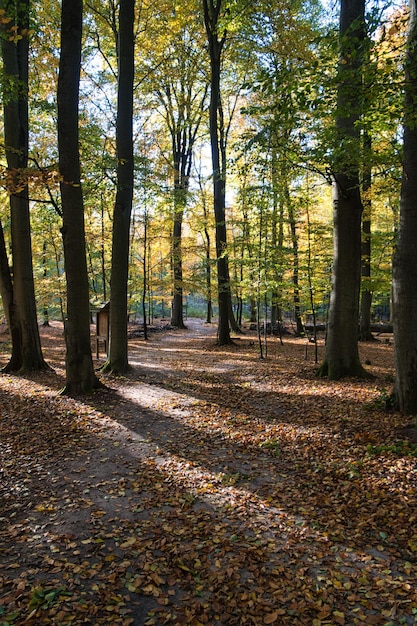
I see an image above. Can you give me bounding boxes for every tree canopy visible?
[0,0,412,404]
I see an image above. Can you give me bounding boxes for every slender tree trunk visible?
[270,150,283,331]
[359,132,373,340]
[170,127,202,329]
[270,206,280,332]
[203,0,232,345]
[211,59,231,344]
[0,218,22,368]
[142,210,148,340]
[220,102,239,334]
[100,195,107,302]
[360,217,373,339]
[0,0,47,372]
[286,186,304,336]
[58,0,100,394]
[196,169,213,323]
[319,0,366,380]
[103,0,135,374]
[0,220,14,333]
[42,241,50,326]
[393,0,417,413]
[204,226,213,324]
[171,189,186,328]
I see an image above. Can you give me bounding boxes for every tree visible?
[0,0,48,372]
[319,0,367,379]
[234,0,324,335]
[57,0,100,393]
[359,131,373,341]
[202,0,234,345]
[102,0,135,374]
[393,0,417,413]
[195,163,214,323]
[147,4,208,329]
[0,219,19,355]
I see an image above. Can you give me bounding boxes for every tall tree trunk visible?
[103,0,135,373]
[58,0,100,394]
[393,0,417,413]
[0,0,47,372]
[169,118,204,329]
[0,218,22,368]
[359,214,373,340]
[285,181,303,336]
[319,0,366,379]
[170,129,192,329]
[171,193,186,328]
[203,0,232,345]
[202,194,213,324]
[359,132,373,341]
[142,209,149,340]
[270,157,281,331]
[100,195,107,302]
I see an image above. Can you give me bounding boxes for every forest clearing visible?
[1,318,416,625]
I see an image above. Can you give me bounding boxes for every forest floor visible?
[1,318,417,625]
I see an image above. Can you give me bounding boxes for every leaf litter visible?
[0,320,416,625]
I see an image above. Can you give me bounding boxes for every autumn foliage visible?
[1,320,416,625]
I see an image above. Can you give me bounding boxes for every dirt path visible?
[1,320,416,625]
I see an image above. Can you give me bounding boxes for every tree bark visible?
[285,181,304,336]
[201,192,213,324]
[319,0,366,379]
[359,215,373,340]
[0,0,48,372]
[169,104,204,329]
[270,150,283,331]
[171,189,186,328]
[103,0,135,374]
[393,0,417,413]
[0,218,22,368]
[58,0,100,394]
[359,132,374,341]
[202,0,233,345]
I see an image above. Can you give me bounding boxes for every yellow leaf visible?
[333,611,345,625]
[120,536,136,549]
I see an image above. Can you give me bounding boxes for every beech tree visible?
[319,0,367,380]
[393,0,417,413]
[0,0,48,372]
[359,132,373,341]
[0,0,401,343]
[146,3,208,329]
[202,0,234,345]
[57,0,100,393]
[102,0,135,374]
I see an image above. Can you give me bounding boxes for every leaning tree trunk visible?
[0,0,48,372]
[103,0,135,374]
[319,0,366,380]
[393,0,417,413]
[58,0,100,394]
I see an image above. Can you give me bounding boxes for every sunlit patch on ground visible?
[1,319,416,624]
